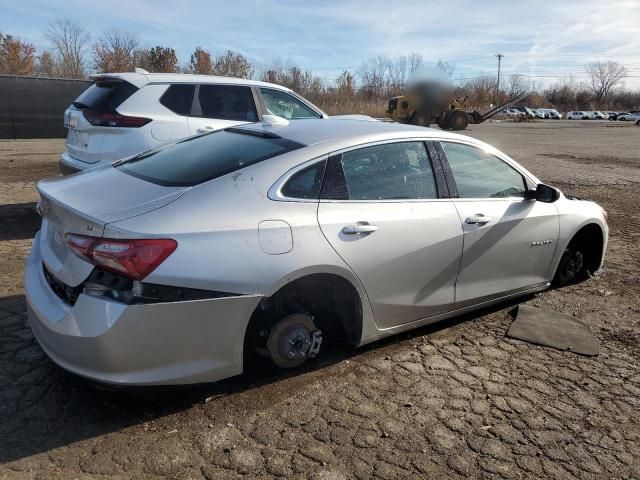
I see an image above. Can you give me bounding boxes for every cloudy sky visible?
[3,0,640,87]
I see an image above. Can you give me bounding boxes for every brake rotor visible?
[266,314,322,368]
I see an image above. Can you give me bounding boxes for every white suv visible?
[60,72,328,174]
[566,111,590,120]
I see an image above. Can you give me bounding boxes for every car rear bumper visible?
[25,232,262,386]
[59,152,99,175]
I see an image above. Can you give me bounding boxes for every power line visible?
[454,73,640,81]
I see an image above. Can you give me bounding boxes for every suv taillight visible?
[65,234,177,280]
[83,109,151,128]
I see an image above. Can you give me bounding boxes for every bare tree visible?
[45,18,90,78]
[335,70,356,96]
[33,50,59,77]
[545,80,577,112]
[189,46,213,74]
[460,76,497,109]
[612,89,640,111]
[92,29,139,72]
[436,59,455,78]
[212,50,252,78]
[585,61,627,104]
[408,52,423,74]
[359,55,390,96]
[506,74,530,98]
[0,33,35,75]
[575,87,593,109]
[388,55,408,92]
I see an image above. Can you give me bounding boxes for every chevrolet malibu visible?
[25,119,608,385]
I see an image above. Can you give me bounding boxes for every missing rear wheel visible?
[266,314,323,369]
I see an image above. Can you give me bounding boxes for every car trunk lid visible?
[64,79,140,164]
[37,167,188,286]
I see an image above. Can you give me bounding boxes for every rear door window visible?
[260,88,321,119]
[197,85,258,121]
[160,84,195,115]
[321,142,438,200]
[118,129,303,187]
[74,81,138,111]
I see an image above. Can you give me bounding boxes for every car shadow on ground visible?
[0,292,532,464]
[0,202,40,241]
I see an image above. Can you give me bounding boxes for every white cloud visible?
[3,0,639,86]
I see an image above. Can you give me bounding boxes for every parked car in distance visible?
[59,70,329,175]
[533,109,547,119]
[26,118,608,386]
[512,106,536,118]
[566,111,590,120]
[591,111,606,120]
[617,112,640,121]
[538,108,561,119]
[502,108,524,117]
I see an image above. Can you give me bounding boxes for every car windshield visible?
[117,129,304,187]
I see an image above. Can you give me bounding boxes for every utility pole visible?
[495,53,504,106]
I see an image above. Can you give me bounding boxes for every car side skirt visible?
[358,282,549,346]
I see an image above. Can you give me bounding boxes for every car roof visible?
[89,72,294,92]
[235,118,472,147]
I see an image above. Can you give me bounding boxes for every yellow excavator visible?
[387,81,527,130]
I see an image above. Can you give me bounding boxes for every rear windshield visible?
[117,129,304,187]
[74,81,138,111]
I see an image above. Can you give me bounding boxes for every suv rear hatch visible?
[64,78,148,164]
[37,167,188,287]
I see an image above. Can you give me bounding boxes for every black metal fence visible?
[0,75,91,139]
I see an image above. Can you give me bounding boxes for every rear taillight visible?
[65,234,177,280]
[83,109,151,128]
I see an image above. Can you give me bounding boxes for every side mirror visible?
[529,183,560,203]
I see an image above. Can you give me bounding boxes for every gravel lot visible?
[1,120,639,479]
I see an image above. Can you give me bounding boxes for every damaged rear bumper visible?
[25,232,262,385]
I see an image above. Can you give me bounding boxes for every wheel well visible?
[244,274,363,353]
[566,223,605,273]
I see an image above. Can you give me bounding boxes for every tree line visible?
[1,18,638,116]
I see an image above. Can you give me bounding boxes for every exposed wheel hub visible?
[267,314,323,368]
[565,250,584,279]
[282,327,312,360]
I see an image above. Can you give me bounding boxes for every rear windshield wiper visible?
[72,101,90,109]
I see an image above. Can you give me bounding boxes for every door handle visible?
[342,222,378,235]
[196,126,215,134]
[465,214,492,225]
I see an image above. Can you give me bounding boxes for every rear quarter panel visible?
[104,153,367,296]
[105,155,378,344]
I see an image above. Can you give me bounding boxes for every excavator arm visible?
[469,93,529,124]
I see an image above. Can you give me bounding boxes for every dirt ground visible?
[1,120,639,479]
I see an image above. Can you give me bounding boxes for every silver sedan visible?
[25,119,608,385]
